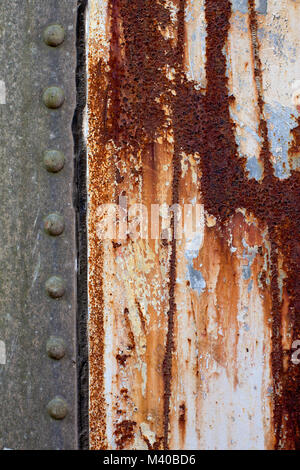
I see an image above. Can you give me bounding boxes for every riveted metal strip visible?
[0,0,78,449]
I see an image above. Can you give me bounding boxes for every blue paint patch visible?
[184,240,206,295]
[242,238,258,281]
[229,109,262,181]
[257,27,266,43]
[256,0,268,15]
[246,156,263,181]
[259,29,296,61]
[264,102,297,179]
[187,265,206,295]
[242,265,252,281]
[185,250,197,262]
[269,32,286,58]
[232,0,267,16]
[231,0,248,14]
[248,279,254,292]
[230,111,262,145]
[185,234,203,262]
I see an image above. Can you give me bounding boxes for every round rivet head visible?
[45,276,65,299]
[44,213,65,236]
[43,150,65,173]
[46,336,66,360]
[43,24,65,47]
[47,397,68,420]
[43,87,65,109]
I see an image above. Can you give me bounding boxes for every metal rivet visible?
[45,276,65,299]
[44,213,65,236]
[43,24,65,47]
[43,150,65,173]
[47,397,68,420]
[43,87,65,109]
[46,336,66,360]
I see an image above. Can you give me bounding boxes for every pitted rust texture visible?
[107,0,175,149]
[114,419,137,450]
[289,118,300,163]
[88,0,300,449]
[88,57,109,449]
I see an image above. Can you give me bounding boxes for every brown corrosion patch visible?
[88,52,110,449]
[178,402,186,444]
[116,354,130,367]
[106,0,175,149]
[289,117,300,162]
[179,403,186,423]
[89,0,300,449]
[141,432,164,451]
[114,420,137,449]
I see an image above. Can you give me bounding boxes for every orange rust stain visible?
[88,52,112,449]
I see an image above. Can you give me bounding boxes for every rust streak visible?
[162,0,186,450]
[248,0,283,447]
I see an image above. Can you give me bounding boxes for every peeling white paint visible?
[0,80,6,104]
[0,341,6,365]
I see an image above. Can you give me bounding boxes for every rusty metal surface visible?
[87,0,300,450]
[0,0,78,449]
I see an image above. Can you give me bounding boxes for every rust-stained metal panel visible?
[87,0,300,450]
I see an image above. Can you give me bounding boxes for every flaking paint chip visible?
[206,214,216,228]
[0,81,6,104]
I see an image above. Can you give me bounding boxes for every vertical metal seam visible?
[163,0,186,450]
[72,0,89,450]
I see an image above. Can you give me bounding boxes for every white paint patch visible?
[0,81,6,104]
[185,0,207,88]
[0,341,6,364]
